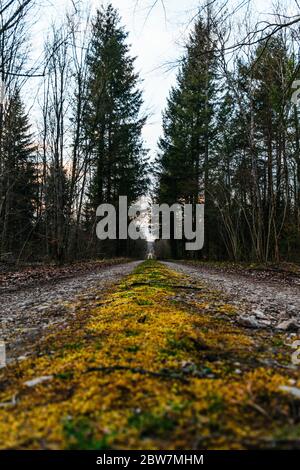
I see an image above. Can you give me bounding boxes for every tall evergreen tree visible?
[0,91,37,258]
[156,12,218,258]
[84,4,148,244]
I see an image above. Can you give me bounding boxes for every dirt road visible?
[0,261,141,362]
[1,260,299,449]
[163,261,300,331]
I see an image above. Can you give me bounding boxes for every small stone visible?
[237,315,261,329]
[24,376,53,387]
[279,385,300,399]
[276,320,299,332]
[0,394,17,408]
[181,361,196,372]
[17,355,27,361]
[258,319,272,326]
[253,309,266,319]
[35,305,50,312]
[289,379,297,385]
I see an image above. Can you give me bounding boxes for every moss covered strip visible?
[0,261,299,449]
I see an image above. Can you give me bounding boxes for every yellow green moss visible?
[0,261,298,449]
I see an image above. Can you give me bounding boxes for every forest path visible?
[163,261,300,332]
[0,261,141,363]
[0,260,299,449]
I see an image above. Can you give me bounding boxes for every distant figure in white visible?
[146,241,155,259]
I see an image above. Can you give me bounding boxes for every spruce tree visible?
[0,91,37,258]
[156,13,217,258]
[84,4,148,212]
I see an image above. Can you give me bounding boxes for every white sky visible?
[29,0,278,159]
[32,0,200,159]
[108,0,200,158]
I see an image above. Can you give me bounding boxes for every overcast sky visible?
[107,0,200,158]
[31,0,278,159]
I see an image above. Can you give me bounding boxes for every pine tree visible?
[84,4,148,212]
[156,12,217,258]
[0,91,37,258]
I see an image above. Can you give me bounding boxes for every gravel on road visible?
[0,261,141,363]
[163,261,300,332]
